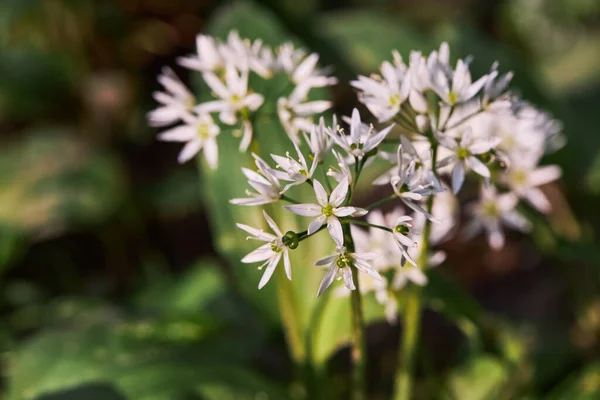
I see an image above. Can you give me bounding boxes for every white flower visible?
[177,34,224,73]
[231,154,283,206]
[303,116,334,163]
[196,64,264,150]
[327,149,353,184]
[314,246,381,297]
[219,31,272,78]
[157,113,220,166]
[391,146,442,220]
[428,43,489,105]
[351,55,410,122]
[271,143,318,190]
[328,109,394,158]
[391,215,418,266]
[436,128,501,194]
[278,83,332,144]
[464,185,531,250]
[237,211,291,289]
[283,177,366,246]
[504,163,561,213]
[148,67,195,127]
[291,52,338,88]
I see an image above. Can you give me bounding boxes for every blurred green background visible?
[1,0,600,399]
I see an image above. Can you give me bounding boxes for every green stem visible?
[366,193,398,211]
[344,224,367,400]
[281,194,302,204]
[343,218,394,233]
[393,142,438,400]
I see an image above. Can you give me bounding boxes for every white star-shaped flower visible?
[237,211,291,289]
[436,128,501,194]
[464,185,531,250]
[148,67,195,127]
[283,177,366,246]
[231,154,283,206]
[314,246,381,297]
[271,143,318,190]
[328,109,394,158]
[157,113,220,167]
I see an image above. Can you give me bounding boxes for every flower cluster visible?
[149,31,337,168]
[151,35,564,315]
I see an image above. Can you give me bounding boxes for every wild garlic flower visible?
[283,177,367,246]
[328,109,395,158]
[157,113,220,167]
[303,116,334,164]
[428,43,490,106]
[436,128,501,194]
[504,162,561,213]
[177,34,224,73]
[465,185,531,250]
[314,246,381,297]
[391,215,418,266]
[391,146,441,220]
[148,67,196,127]
[351,56,410,123]
[231,154,283,206]
[237,211,292,289]
[278,83,332,144]
[271,143,318,190]
[197,65,264,150]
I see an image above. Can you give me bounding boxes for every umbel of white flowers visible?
[150,34,564,312]
[149,31,337,168]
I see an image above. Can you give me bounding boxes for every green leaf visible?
[317,10,433,73]
[0,128,126,239]
[546,362,600,400]
[445,355,509,400]
[198,2,387,365]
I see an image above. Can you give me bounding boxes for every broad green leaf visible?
[318,10,433,73]
[0,128,125,239]
[546,362,600,400]
[7,321,283,400]
[198,2,387,365]
[445,355,509,400]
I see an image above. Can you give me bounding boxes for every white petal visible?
[283,251,292,280]
[283,204,322,217]
[236,223,276,241]
[452,163,465,194]
[308,215,327,235]
[203,138,219,169]
[315,255,337,266]
[333,206,359,217]
[524,188,551,213]
[157,126,195,142]
[258,254,281,289]
[329,177,349,207]
[313,179,328,206]
[341,267,356,291]
[317,265,338,297]
[466,156,490,178]
[242,244,275,263]
[203,72,230,99]
[262,210,283,237]
[405,268,428,286]
[327,217,344,246]
[178,140,202,163]
[529,165,561,187]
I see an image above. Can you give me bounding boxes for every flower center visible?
[270,243,283,253]
[448,91,458,105]
[482,201,499,218]
[350,143,364,151]
[511,169,527,185]
[321,205,334,217]
[336,254,352,268]
[457,147,469,160]
[230,94,242,104]
[197,124,210,139]
[389,94,401,106]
